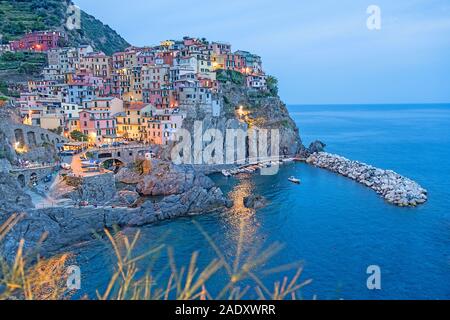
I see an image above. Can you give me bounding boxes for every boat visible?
[81,160,100,168]
[61,163,72,170]
[222,169,231,177]
[288,176,301,184]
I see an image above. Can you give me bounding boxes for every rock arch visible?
[14,128,25,146]
[98,152,113,159]
[27,131,37,147]
[17,174,26,188]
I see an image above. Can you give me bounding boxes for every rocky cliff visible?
[0,161,232,261]
[180,82,305,164]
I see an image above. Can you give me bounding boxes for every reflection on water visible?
[220,176,264,259]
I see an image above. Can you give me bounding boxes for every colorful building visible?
[10,31,66,52]
[115,102,152,141]
[79,109,117,146]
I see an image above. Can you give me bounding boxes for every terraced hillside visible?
[0,0,130,55]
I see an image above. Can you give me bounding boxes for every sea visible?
[72,104,450,300]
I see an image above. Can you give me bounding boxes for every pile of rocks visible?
[306,152,428,207]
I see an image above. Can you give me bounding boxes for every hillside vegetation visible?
[0,0,130,82]
[0,0,130,55]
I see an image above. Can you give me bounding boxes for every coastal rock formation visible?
[77,173,117,205]
[115,166,143,184]
[308,141,327,154]
[108,190,140,207]
[306,152,428,207]
[0,172,32,221]
[178,82,305,164]
[243,195,268,209]
[0,185,231,261]
[129,161,216,197]
[0,157,233,260]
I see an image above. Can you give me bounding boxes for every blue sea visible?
[73,104,450,300]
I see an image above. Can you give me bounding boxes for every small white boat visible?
[222,169,231,177]
[288,176,301,184]
[61,163,71,170]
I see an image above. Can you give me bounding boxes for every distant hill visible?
[0,0,130,55]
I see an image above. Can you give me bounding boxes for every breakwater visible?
[306,152,428,207]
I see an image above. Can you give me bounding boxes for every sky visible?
[74,0,450,104]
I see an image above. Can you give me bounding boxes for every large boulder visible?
[108,190,140,207]
[75,173,117,205]
[136,161,215,196]
[308,140,326,154]
[115,166,143,184]
[243,194,268,209]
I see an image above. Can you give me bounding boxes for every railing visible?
[11,163,58,172]
[90,144,151,154]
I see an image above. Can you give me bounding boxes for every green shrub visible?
[217,69,245,86]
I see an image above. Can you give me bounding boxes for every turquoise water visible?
[74,104,450,300]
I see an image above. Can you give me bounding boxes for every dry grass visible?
[0,214,312,300]
[0,213,74,300]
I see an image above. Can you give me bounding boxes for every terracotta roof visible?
[125,102,150,110]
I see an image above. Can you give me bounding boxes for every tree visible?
[266,75,279,96]
[70,130,88,142]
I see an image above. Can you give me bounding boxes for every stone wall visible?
[0,119,67,148]
[10,166,56,188]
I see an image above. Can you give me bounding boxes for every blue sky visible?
[74,0,450,104]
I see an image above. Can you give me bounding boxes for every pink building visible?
[137,51,155,66]
[226,53,246,72]
[79,109,117,145]
[10,31,65,52]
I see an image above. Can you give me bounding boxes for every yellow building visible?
[211,53,226,71]
[198,56,216,81]
[80,52,112,78]
[116,102,152,141]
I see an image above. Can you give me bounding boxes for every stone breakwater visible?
[306,152,428,207]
